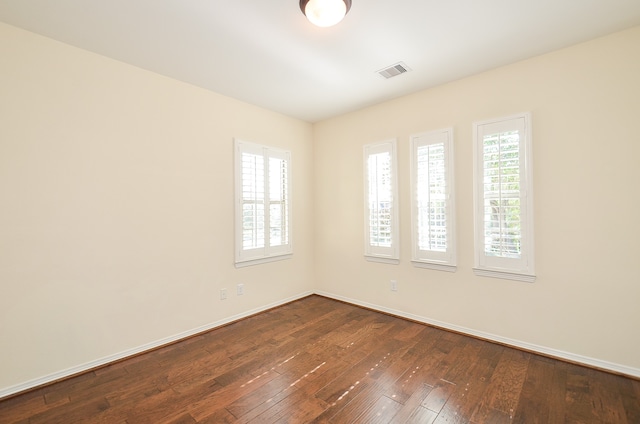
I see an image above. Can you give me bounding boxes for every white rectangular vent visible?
[377,62,411,79]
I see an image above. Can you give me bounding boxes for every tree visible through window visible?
[483,130,521,258]
[473,114,534,282]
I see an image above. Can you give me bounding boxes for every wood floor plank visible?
[468,343,505,384]
[1,295,637,424]
[565,364,600,423]
[621,378,640,423]
[471,348,530,422]
[432,378,491,424]
[250,390,328,423]
[394,321,431,342]
[196,408,237,424]
[383,332,449,404]
[27,396,111,424]
[314,341,402,403]
[418,333,471,385]
[424,340,503,423]
[511,357,553,423]
[350,395,403,424]
[388,383,433,424]
[226,372,297,419]
[331,384,400,422]
[589,369,630,424]
[0,391,53,423]
[421,379,456,413]
[226,350,332,418]
[545,359,568,423]
[403,406,439,424]
[471,408,511,424]
[231,358,349,423]
[430,384,466,424]
[441,338,485,384]
[166,413,197,424]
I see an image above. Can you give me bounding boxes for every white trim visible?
[473,267,535,283]
[412,261,457,273]
[314,290,640,379]
[365,255,400,265]
[4,288,638,399]
[235,254,293,268]
[0,291,313,400]
[234,139,293,265]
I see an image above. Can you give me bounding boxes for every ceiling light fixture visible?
[300,0,352,27]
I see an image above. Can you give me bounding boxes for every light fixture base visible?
[300,0,352,27]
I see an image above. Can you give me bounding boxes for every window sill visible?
[412,261,457,273]
[235,254,292,268]
[365,255,400,265]
[473,268,536,283]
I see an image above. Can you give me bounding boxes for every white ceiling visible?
[1,0,640,122]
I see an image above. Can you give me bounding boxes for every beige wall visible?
[314,27,640,372]
[0,23,315,392]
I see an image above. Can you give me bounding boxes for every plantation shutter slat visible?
[368,152,393,248]
[482,130,522,259]
[410,128,456,270]
[473,113,534,282]
[242,152,265,250]
[268,155,289,248]
[235,140,292,265]
[364,140,399,262]
[417,143,447,252]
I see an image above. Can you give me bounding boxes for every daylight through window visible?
[410,129,456,271]
[473,114,534,282]
[364,140,399,263]
[235,139,291,266]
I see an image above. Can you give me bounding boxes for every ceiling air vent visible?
[377,62,411,79]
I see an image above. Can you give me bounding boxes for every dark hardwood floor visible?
[1,295,638,423]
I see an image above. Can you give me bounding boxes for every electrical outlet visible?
[220,288,227,300]
[390,280,398,292]
[237,283,244,296]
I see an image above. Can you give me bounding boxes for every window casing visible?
[364,140,399,263]
[473,113,535,282]
[235,139,292,266]
[410,128,456,272]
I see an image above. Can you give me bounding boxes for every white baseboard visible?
[2,288,637,399]
[0,291,313,399]
[314,290,640,379]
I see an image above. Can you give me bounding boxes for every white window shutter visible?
[410,128,456,272]
[473,114,535,282]
[364,140,399,263]
[235,139,292,266]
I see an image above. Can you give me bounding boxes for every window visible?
[473,113,535,282]
[410,128,456,272]
[235,139,291,266]
[364,139,399,263]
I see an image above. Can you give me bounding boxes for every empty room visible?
[1,0,639,422]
